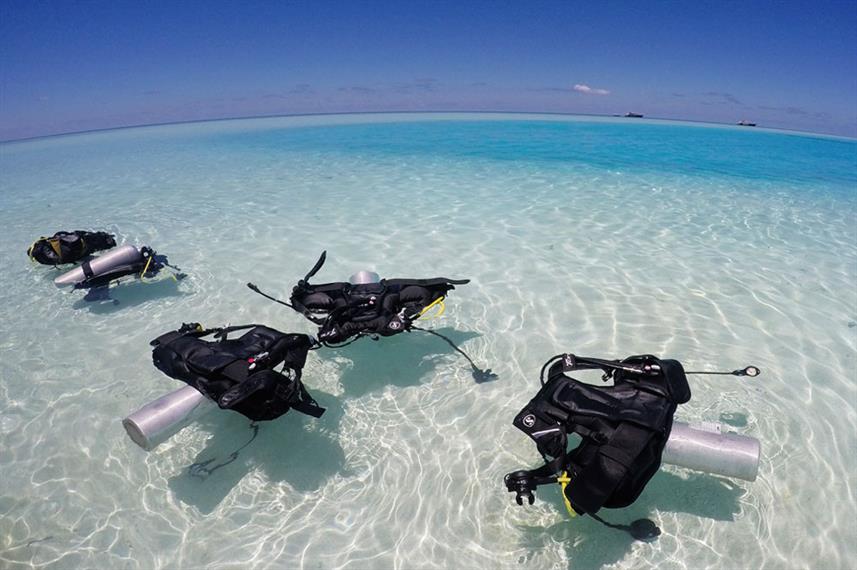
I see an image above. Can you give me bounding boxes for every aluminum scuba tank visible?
[53,245,145,287]
[122,388,761,482]
[663,421,760,481]
[349,270,381,285]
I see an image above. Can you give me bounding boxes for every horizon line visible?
[2,109,855,145]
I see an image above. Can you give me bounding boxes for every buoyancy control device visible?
[504,353,759,540]
[505,353,688,541]
[28,230,116,265]
[286,251,470,345]
[247,251,496,382]
[150,323,325,421]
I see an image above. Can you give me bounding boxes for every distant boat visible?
[624,112,644,118]
[737,120,757,127]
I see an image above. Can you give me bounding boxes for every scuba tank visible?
[53,244,144,287]
[53,245,183,291]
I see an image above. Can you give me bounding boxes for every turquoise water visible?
[1,113,855,569]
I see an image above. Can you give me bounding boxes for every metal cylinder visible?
[54,244,144,287]
[123,390,762,481]
[122,385,217,451]
[348,270,381,285]
[662,421,760,481]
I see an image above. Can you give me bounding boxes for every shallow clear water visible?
[1,113,855,570]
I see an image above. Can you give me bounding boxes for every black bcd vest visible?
[292,278,468,343]
[28,230,116,265]
[288,252,469,344]
[150,323,325,421]
[507,354,691,515]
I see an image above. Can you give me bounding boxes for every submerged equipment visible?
[149,323,325,422]
[54,244,185,300]
[287,250,469,344]
[248,251,496,382]
[124,384,218,451]
[662,421,760,481]
[28,230,116,265]
[504,353,759,540]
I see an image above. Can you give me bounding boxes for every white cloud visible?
[573,84,610,95]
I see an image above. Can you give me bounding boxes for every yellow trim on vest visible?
[417,296,446,319]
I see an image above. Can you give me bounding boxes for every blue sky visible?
[1,0,855,140]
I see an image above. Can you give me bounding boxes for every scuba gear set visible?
[54,244,185,302]
[110,245,762,542]
[28,230,116,265]
[248,251,497,382]
[506,354,691,514]
[126,253,498,450]
[505,353,760,540]
[125,251,496,449]
[288,250,470,345]
[150,323,325,422]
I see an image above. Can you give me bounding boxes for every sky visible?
[1,0,856,141]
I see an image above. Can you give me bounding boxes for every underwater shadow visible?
[644,469,745,521]
[324,327,484,398]
[70,278,188,314]
[32,265,65,281]
[516,470,745,570]
[168,391,347,514]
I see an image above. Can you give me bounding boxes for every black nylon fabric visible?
[150,324,323,421]
[510,354,689,515]
[28,230,116,265]
[291,279,467,343]
[564,421,664,512]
